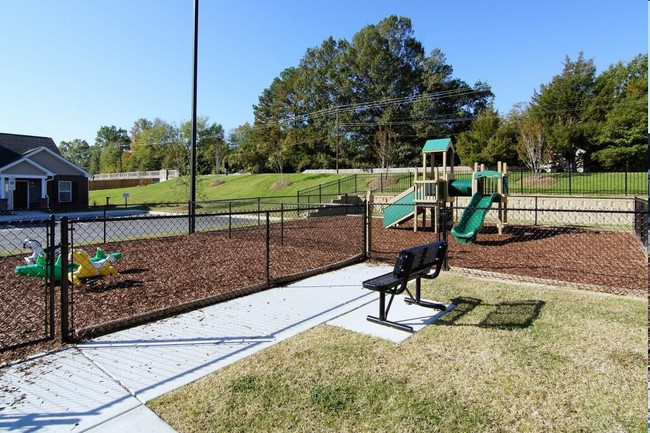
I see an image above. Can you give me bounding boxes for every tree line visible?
[59,16,647,175]
[59,117,227,176]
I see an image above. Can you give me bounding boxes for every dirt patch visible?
[210,179,225,187]
[269,180,292,190]
[516,175,557,186]
[366,175,399,190]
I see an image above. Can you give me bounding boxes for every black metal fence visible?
[0,203,365,363]
[296,170,648,206]
[1,197,647,364]
[0,217,58,355]
[297,173,414,205]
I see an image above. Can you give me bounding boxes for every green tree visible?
[128,118,180,172]
[180,117,227,175]
[246,15,492,172]
[253,67,304,173]
[229,122,265,173]
[295,37,351,170]
[411,49,493,150]
[530,52,596,169]
[590,54,648,170]
[58,139,91,171]
[88,145,101,174]
[95,125,130,173]
[455,105,516,166]
[341,16,425,168]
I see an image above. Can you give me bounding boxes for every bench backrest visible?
[392,241,448,280]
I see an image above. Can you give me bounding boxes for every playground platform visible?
[1,262,453,432]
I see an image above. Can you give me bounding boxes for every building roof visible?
[0,133,61,167]
[422,137,453,153]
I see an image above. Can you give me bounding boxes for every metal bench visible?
[363,241,448,332]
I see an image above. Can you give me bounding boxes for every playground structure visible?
[383,138,509,243]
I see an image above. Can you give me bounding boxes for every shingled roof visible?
[0,133,61,167]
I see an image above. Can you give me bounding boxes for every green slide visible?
[383,187,416,227]
[451,192,498,243]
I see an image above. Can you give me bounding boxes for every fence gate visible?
[0,217,56,355]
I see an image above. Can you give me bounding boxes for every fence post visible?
[228,202,232,239]
[354,174,358,194]
[188,201,196,235]
[60,217,70,343]
[296,191,301,218]
[365,191,373,258]
[534,196,538,226]
[624,166,628,195]
[319,185,322,203]
[104,197,109,244]
[48,215,56,339]
[265,211,271,288]
[280,203,284,246]
[568,170,572,195]
[362,198,368,259]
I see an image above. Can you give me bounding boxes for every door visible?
[14,181,28,209]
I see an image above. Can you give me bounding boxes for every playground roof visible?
[422,137,453,153]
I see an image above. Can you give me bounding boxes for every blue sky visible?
[0,1,647,146]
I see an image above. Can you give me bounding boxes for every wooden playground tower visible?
[411,138,509,235]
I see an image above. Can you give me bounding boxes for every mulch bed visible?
[1,215,647,365]
[369,218,647,294]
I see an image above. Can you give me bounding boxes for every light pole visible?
[189,0,199,234]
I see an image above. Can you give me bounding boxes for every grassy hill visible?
[89,170,648,207]
[89,173,349,206]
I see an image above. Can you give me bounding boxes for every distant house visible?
[0,133,91,211]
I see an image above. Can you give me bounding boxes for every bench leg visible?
[366,292,415,333]
[404,278,447,310]
[366,314,414,333]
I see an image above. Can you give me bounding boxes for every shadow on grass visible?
[437,296,545,330]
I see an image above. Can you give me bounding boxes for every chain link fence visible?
[1,196,647,363]
[368,199,648,296]
[0,217,59,356]
[1,203,364,352]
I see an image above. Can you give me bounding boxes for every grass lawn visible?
[89,171,648,207]
[148,272,647,433]
[89,173,348,205]
[508,171,647,196]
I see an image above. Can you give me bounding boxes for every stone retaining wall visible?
[371,194,637,227]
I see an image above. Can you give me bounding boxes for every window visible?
[58,181,72,203]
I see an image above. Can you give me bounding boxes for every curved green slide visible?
[451,192,498,243]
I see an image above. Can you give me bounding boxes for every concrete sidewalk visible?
[2,262,454,432]
[2,263,402,432]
